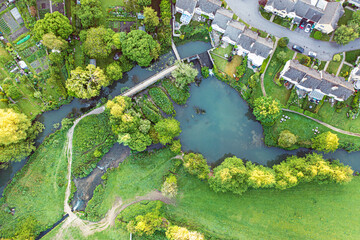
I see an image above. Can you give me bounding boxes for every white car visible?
[308,51,317,58]
[305,24,312,33]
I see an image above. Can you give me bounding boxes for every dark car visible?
[292,45,304,53]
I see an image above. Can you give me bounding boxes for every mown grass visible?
[165,170,360,240]
[345,49,360,65]
[338,8,354,26]
[225,55,242,76]
[84,148,176,221]
[263,46,294,105]
[326,55,343,75]
[72,112,115,178]
[0,129,68,239]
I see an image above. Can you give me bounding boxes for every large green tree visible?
[122,30,161,67]
[83,27,115,59]
[311,131,339,153]
[278,130,297,148]
[171,61,198,89]
[252,96,282,125]
[76,0,103,29]
[182,153,210,180]
[33,11,72,40]
[66,64,110,99]
[143,7,159,32]
[42,32,68,50]
[106,62,123,81]
[0,109,44,167]
[154,118,181,145]
[112,32,127,50]
[334,25,359,45]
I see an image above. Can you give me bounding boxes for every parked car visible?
[308,51,317,58]
[299,22,305,29]
[292,45,304,53]
[305,24,312,33]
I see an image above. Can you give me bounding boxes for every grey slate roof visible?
[237,34,256,52]
[318,2,344,28]
[266,0,296,12]
[176,0,197,13]
[283,60,355,100]
[212,8,233,30]
[197,0,222,15]
[236,29,273,58]
[223,21,246,43]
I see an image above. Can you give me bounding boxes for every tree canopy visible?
[166,225,205,240]
[122,30,161,67]
[171,61,198,89]
[253,96,282,125]
[154,118,181,145]
[278,130,297,148]
[334,25,359,45]
[143,7,159,32]
[76,0,103,29]
[33,11,72,40]
[112,32,127,50]
[312,131,339,153]
[83,27,115,59]
[106,62,123,81]
[66,64,110,99]
[42,32,68,51]
[0,108,31,145]
[182,153,210,180]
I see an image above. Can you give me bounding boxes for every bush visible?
[183,153,209,180]
[333,54,341,62]
[162,79,190,105]
[314,31,322,40]
[201,66,209,78]
[149,87,175,115]
[140,99,162,123]
[278,37,289,47]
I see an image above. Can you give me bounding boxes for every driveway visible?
[225,0,360,61]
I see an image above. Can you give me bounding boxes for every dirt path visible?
[55,191,173,239]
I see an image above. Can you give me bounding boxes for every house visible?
[264,0,344,34]
[222,21,246,45]
[235,29,274,67]
[349,66,360,91]
[349,0,360,8]
[280,60,355,102]
[195,0,222,20]
[211,8,234,33]
[176,0,198,24]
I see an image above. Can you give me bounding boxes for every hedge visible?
[140,99,162,123]
[289,105,304,113]
[149,87,175,115]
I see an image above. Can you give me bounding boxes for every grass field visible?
[166,170,360,240]
[326,55,343,75]
[84,148,176,221]
[0,129,68,239]
[345,49,360,65]
[72,113,115,178]
[263,46,294,105]
[338,8,354,26]
[100,0,124,12]
[339,64,353,79]
[225,55,242,76]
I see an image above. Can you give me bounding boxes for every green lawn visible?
[225,55,242,76]
[72,113,115,178]
[165,170,360,240]
[251,27,268,38]
[211,54,228,73]
[84,148,176,221]
[0,129,68,239]
[338,8,354,26]
[339,64,353,79]
[263,46,294,105]
[212,45,233,57]
[345,49,360,65]
[318,61,327,70]
[260,8,272,20]
[326,56,343,75]
[100,0,124,12]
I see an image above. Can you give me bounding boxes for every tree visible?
[334,25,359,45]
[33,11,72,40]
[0,109,31,145]
[127,210,165,236]
[112,32,127,50]
[247,164,276,189]
[248,72,260,89]
[201,66,209,78]
[253,96,282,125]
[171,61,198,89]
[122,30,161,67]
[209,156,249,195]
[138,0,151,6]
[66,64,110,99]
[182,153,210,180]
[278,130,297,148]
[276,51,288,63]
[278,37,289,48]
[124,0,141,13]
[154,118,181,145]
[83,27,115,59]
[161,175,178,198]
[143,7,159,32]
[42,32,68,50]
[76,0,103,28]
[170,139,182,154]
[106,96,131,118]
[106,62,123,81]
[166,226,205,240]
[312,131,339,153]
[350,10,360,27]
[236,55,247,77]
[48,52,63,64]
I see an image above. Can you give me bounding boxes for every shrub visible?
[149,87,174,115]
[278,37,289,47]
[140,99,162,123]
[201,66,209,78]
[162,79,190,105]
[161,175,178,198]
[313,31,322,40]
[278,130,297,148]
[183,153,209,180]
[333,54,341,62]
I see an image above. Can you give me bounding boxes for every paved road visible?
[225,0,360,61]
[283,109,360,137]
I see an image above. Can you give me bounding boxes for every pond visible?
[175,76,360,170]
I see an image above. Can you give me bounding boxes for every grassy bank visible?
[0,129,68,239]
